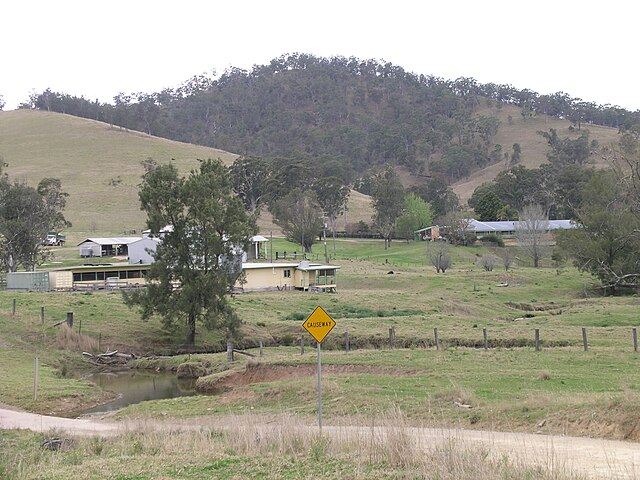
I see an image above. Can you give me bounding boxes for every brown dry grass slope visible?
[0,110,376,238]
[452,103,621,203]
[0,110,238,234]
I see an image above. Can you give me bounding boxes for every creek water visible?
[79,370,197,416]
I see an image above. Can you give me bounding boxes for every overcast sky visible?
[2,0,638,111]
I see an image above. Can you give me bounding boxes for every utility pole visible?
[323,216,328,264]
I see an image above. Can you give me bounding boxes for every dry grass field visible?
[451,103,621,203]
[0,110,376,238]
[0,110,237,233]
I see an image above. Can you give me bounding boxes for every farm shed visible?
[128,237,160,264]
[77,237,142,257]
[6,271,50,291]
[236,261,339,293]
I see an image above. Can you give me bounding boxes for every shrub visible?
[478,254,497,272]
[481,234,504,247]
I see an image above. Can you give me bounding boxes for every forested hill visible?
[22,53,639,185]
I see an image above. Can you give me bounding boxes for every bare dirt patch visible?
[505,301,566,312]
[197,362,418,394]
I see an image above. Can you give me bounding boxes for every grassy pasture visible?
[2,239,640,439]
[0,239,640,479]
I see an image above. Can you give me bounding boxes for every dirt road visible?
[2,407,639,479]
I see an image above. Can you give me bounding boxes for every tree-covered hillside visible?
[23,54,638,185]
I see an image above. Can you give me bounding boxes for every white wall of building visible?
[128,237,159,264]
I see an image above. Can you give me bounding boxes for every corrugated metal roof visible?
[77,237,143,246]
[241,262,339,271]
[54,263,152,271]
[129,237,161,245]
[241,262,299,269]
[465,219,575,232]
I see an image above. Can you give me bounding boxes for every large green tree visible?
[371,166,405,249]
[313,176,350,254]
[124,159,256,346]
[271,189,323,253]
[474,191,504,221]
[411,176,460,218]
[229,156,270,215]
[0,166,70,272]
[396,193,434,241]
[557,171,640,291]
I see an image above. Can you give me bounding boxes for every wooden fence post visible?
[389,327,395,349]
[434,327,439,350]
[33,357,39,401]
[582,328,588,352]
[535,329,540,352]
[483,328,488,350]
[259,340,263,357]
[633,328,638,353]
[66,312,73,328]
[344,331,350,352]
[12,299,16,316]
[40,306,45,324]
[227,341,234,361]
[300,336,305,355]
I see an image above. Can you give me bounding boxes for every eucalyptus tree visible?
[370,166,404,250]
[271,188,323,253]
[313,176,349,254]
[124,159,256,346]
[230,155,270,215]
[0,165,70,272]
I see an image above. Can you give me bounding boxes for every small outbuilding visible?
[77,237,142,257]
[246,235,269,260]
[236,261,339,293]
[415,226,440,241]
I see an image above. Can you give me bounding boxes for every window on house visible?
[283,269,291,278]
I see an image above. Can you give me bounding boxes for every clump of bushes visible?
[480,234,505,247]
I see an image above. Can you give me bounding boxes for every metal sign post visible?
[317,341,322,431]
[302,306,336,433]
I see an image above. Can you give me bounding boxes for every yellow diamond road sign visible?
[302,306,336,344]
